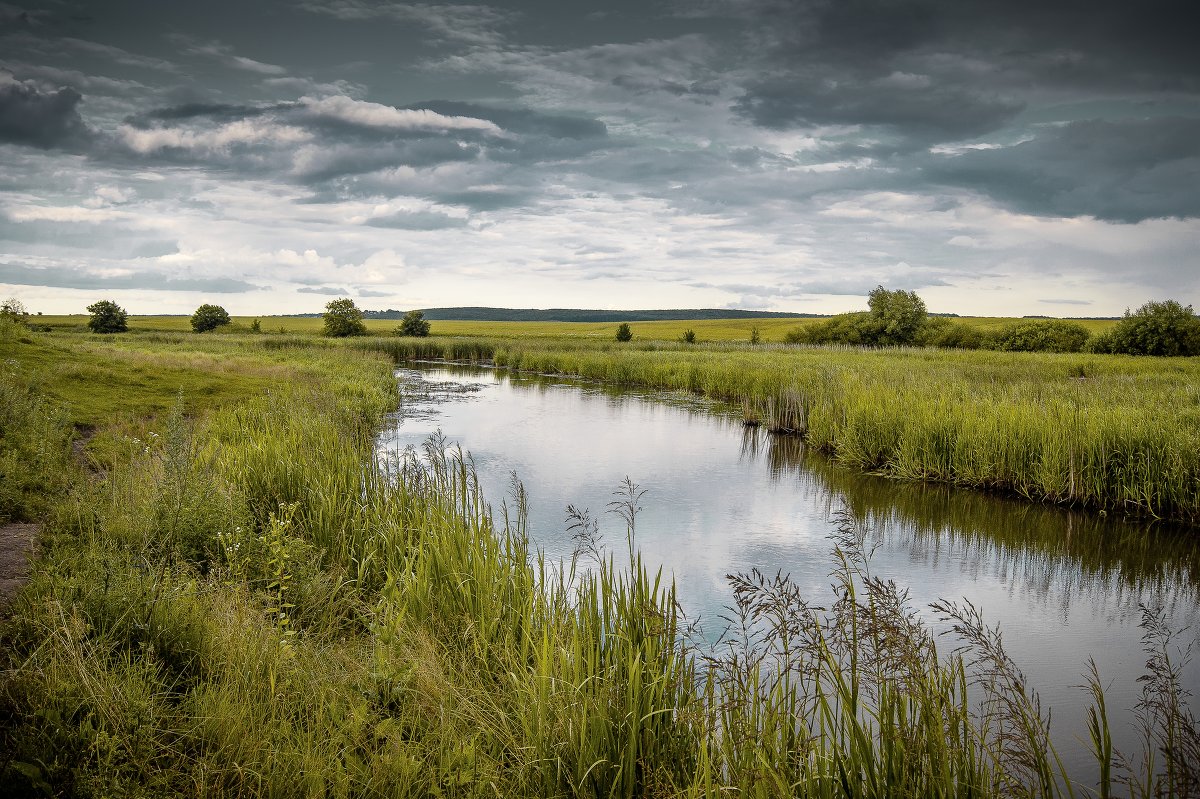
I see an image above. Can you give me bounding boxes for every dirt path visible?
[0,523,40,606]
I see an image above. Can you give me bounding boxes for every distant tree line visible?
[784,288,1200,356]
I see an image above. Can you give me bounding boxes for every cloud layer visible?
[0,0,1196,315]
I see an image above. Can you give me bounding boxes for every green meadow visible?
[1,317,1196,797]
[30,313,1119,342]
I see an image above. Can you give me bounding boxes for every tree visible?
[322,298,367,337]
[615,322,633,342]
[749,326,761,345]
[190,303,231,333]
[866,285,927,346]
[1090,300,1200,356]
[86,300,128,333]
[1,297,29,322]
[681,328,697,344]
[396,310,431,337]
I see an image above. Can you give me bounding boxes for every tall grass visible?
[362,336,1200,523]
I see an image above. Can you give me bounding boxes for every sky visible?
[0,0,1197,316]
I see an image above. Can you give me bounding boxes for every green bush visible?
[395,310,431,337]
[994,319,1090,353]
[785,287,929,347]
[915,318,992,350]
[321,298,367,338]
[190,304,231,333]
[615,322,633,342]
[1089,300,1200,356]
[86,300,128,334]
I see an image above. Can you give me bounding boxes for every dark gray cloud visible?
[0,73,92,149]
[723,0,1200,149]
[0,260,262,292]
[926,117,1200,222]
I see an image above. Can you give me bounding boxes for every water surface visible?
[377,363,1200,781]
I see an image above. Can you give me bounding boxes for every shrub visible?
[868,285,927,345]
[749,327,761,345]
[785,287,929,347]
[915,318,992,350]
[681,328,697,344]
[396,310,431,337]
[993,319,1090,353]
[86,300,128,334]
[615,323,633,342]
[322,298,367,337]
[1091,300,1200,356]
[189,304,231,333]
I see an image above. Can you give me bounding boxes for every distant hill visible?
[362,307,823,322]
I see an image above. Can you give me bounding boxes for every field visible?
[30,313,1119,342]
[1,319,1195,797]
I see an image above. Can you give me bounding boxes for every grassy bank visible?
[363,336,1200,524]
[1,325,1196,797]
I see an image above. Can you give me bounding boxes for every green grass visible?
[1,324,1195,797]
[366,335,1200,523]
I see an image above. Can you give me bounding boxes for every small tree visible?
[396,309,431,337]
[867,285,927,346]
[749,326,761,345]
[322,298,367,337]
[190,303,231,333]
[86,300,128,334]
[681,328,697,344]
[615,322,633,342]
[1092,300,1200,356]
[1,297,29,322]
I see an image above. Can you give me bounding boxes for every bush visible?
[784,287,929,347]
[681,328,697,344]
[395,310,431,337]
[1090,300,1200,356]
[914,318,992,350]
[189,304,231,333]
[868,285,927,345]
[86,300,128,334]
[993,319,1090,353]
[615,323,633,342]
[322,298,367,337]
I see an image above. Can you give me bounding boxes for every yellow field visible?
[32,314,1118,342]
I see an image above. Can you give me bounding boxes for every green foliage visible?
[680,328,697,344]
[86,300,128,334]
[321,297,367,338]
[1090,300,1200,356]
[867,285,928,345]
[614,322,633,342]
[786,286,929,347]
[249,318,262,333]
[189,303,232,333]
[749,326,760,344]
[994,319,1090,353]
[915,317,992,349]
[1,297,29,322]
[395,309,431,337]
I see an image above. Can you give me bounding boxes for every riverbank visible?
[1,325,1195,796]
[364,336,1200,524]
